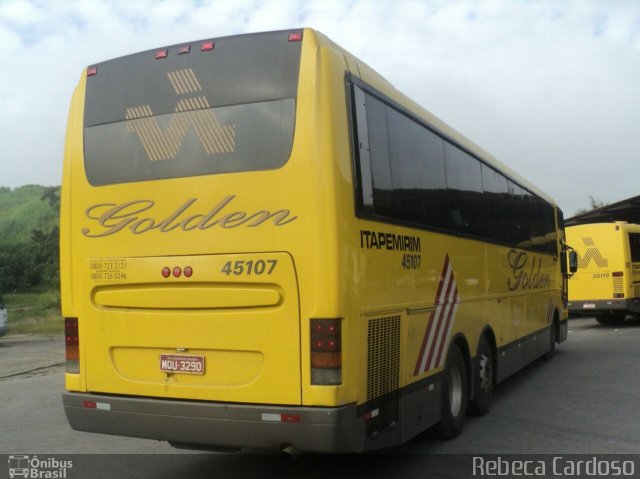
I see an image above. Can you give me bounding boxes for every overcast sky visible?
[1,0,638,216]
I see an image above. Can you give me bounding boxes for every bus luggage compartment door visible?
[81,252,301,405]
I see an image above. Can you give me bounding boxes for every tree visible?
[0,185,61,291]
[41,186,61,211]
[30,186,61,288]
[574,196,607,216]
[31,226,60,286]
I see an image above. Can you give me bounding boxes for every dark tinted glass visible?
[556,208,566,245]
[482,164,509,243]
[351,80,557,255]
[529,197,557,254]
[507,181,532,246]
[83,30,302,185]
[365,95,394,217]
[629,233,640,262]
[444,143,485,236]
[387,108,447,228]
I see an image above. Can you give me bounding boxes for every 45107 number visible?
[402,254,421,270]
[221,259,278,276]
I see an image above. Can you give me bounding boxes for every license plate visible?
[160,354,205,375]
[583,303,596,309]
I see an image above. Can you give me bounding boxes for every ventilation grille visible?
[366,315,401,438]
[613,276,624,295]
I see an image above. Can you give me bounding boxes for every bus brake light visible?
[65,318,80,373]
[310,318,342,385]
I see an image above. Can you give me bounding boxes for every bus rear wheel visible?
[596,313,626,325]
[435,344,468,439]
[469,336,494,416]
[542,320,557,360]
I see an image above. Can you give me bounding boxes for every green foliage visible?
[0,185,59,246]
[3,289,62,334]
[574,196,608,216]
[0,185,60,292]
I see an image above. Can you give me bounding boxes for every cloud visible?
[0,0,639,215]
[0,0,45,26]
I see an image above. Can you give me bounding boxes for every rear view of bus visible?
[61,29,355,452]
[62,27,567,453]
[566,222,640,324]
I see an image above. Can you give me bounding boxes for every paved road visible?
[0,334,64,379]
[1,317,639,478]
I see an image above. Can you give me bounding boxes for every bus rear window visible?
[629,233,640,262]
[83,30,302,186]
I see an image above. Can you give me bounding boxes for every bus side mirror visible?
[568,250,578,274]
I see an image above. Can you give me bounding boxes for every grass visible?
[3,289,63,335]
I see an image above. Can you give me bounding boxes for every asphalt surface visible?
[1,316,639,478]
[0,334,64,379]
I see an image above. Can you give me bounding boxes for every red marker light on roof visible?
[155,49,168,59]
[172,266,182,278]
[184,266,193,278]
[288,32,303,42]
[201,41,215,51]
[162,267,171,278]
[87,66,97,77]
[178,45,191,55]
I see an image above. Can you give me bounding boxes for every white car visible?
[0,293,7,336]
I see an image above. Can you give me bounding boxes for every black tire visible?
[542,320,557,361]
[597,313,626,325]
[435,344,468,439]
[469,336,494,416]
[595,315,614,325]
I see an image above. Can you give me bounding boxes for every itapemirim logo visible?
[124,67,236,162]
[578,237,609,268]
[7,455,72,479]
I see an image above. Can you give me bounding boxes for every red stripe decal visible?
[413,255,459,376]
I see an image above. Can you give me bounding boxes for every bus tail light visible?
[310,319,342,385]
[65,318,80,373]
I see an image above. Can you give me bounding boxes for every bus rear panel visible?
[567,222,640,322]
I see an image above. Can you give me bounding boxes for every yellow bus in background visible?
[61,28,569,453]
[567,222,640,324]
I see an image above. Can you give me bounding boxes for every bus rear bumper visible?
[62,392,363,453]
[568,298,640,315]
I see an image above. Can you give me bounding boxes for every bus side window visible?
[353,86,374,212]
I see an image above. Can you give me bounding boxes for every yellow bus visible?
[567,222,640,324]
[61,28,570,453]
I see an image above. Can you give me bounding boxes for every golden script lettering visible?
[82,195,297,238]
